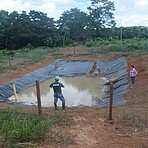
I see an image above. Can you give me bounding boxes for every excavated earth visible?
[0,47,148,148]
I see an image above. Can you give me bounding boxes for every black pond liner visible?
[0,57,128,107]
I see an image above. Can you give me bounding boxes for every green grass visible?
[50,111,73,127]
[49,131,76,145]
[121,112,148,128]
[125,48,148,56]
[95,44,122,53]
[0,108,74,147]
[86,38,148,55]
[0,66,7,73]
[15,47,56,62]
[51,52,64,57]
[0,38,148,73]
[0,47,59,73]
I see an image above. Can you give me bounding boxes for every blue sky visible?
[0,0,148,27]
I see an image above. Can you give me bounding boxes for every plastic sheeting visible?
[0,57,128,107]
[97,57,128,107]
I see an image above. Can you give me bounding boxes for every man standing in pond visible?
[49,76,66,110]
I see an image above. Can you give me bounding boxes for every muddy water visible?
[9,75,107,107]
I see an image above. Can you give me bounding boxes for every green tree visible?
[7,11,31,49]
[0,10,9,49]
[0,10,57,49]
[87,0,116,38]
[29,10,57,47]
[57,8,89,44]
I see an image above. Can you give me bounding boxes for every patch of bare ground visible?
[0,49,147,148]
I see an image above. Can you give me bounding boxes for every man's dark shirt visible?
[49,81,64,93]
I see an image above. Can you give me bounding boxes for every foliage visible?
[0,38,148,73]
[95,44,122,53]
[87,0,116,28]
[50,111,73,127]
[0,108,52,147]
[85,38,148,55]
[0,50,15,57]
[0,0,118,50]
[0,8,148,50]
[0,66,6,73]
[0,47,60,72]
[86,40,96,47]
[121,112,148,128]
[15,47,56,62]
[0,108,74,147]
[49,131,76,145]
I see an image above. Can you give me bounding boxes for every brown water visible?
[9,75,107,107]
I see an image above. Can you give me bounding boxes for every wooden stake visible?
[36,80,42,115]
[109,81,114,120]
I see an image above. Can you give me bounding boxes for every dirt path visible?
[0,51,148,148]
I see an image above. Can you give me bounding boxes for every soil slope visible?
[0,49,148,148]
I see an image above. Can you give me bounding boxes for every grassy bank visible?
[0,108,74,147]
[0,38,148,73]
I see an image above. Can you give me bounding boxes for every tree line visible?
[0,0,148,50]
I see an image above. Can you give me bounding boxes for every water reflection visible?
[9,75,106,107]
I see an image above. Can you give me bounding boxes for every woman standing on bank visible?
[130,65,138,87]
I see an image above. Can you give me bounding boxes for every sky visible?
[0,0,148,27]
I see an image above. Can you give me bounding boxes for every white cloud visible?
[0,0,31,13]
[9,0,86,19]
[43,0,72,3]
[116,14,148,27]
[0,0,148,27]
[0,0,20,11]
[135,0,148,7]
[112,0,148,27]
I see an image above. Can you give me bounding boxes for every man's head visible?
[55,76,59,81]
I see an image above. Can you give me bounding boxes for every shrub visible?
[85,40,95,47]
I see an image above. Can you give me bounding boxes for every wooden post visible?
[73,46,76,55]
[109,81,114,120]
[120,26,123,43]
[36,80,42,115]
[8,55,11,66]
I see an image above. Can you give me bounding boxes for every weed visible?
[49,131,76,144]
[121,112,148,128]
[50,111,74,127]
[0,108,75,147]
[0,108,52,147]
